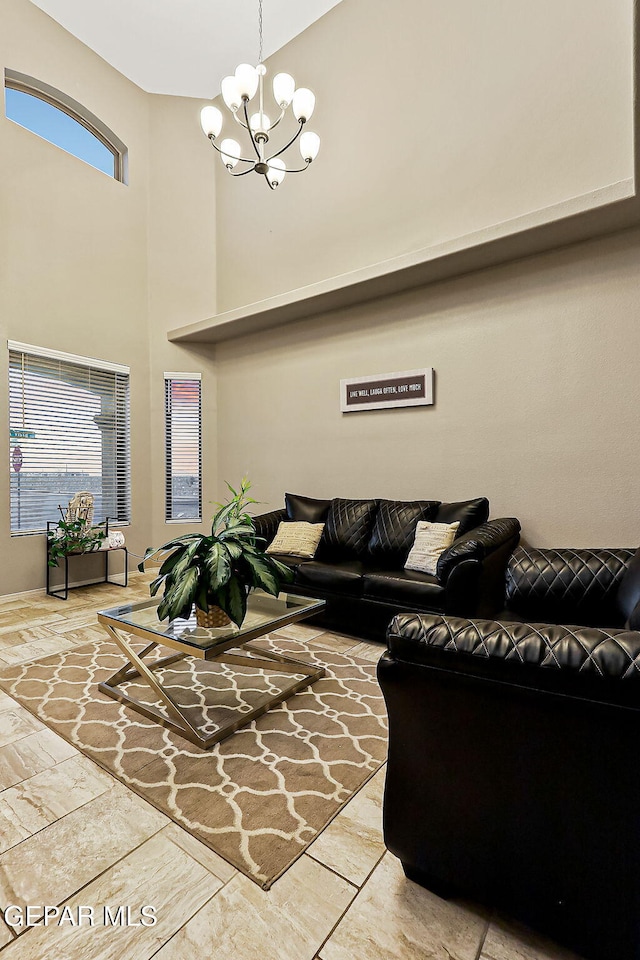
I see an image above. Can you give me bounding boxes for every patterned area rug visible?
[0,633,387,888]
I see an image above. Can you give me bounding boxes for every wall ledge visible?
[168,179,638,344]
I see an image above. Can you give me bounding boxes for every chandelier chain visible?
[258,0,264,64]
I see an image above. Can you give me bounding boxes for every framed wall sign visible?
[340,368,434,413]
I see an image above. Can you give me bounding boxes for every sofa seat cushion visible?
[295,560,365,597]
[362,569,446,609]
[367,499,440,566]
[320,499,379,561]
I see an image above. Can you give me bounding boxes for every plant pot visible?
[195,605,232,629]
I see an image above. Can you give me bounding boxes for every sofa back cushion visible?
[285,492,331,524]
[320,498,379,560]
[367,499,440,566]
[616,548,640,627]
[506,546,635,627]
[434,498,489,535]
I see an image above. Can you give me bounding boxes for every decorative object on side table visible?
[139,477,294,627]
[46,493,128,600]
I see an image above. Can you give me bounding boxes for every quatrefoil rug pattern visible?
[0,634,387,888]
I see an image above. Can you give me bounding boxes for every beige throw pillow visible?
[266,521,325,559]
[404,521,460,576]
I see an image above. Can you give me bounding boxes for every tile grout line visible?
[310,848,389,959]
[303,851,361,891]
[145,880,233,960]
[0,773,119,861]
[1,819,170,940]
[473,915,492,960]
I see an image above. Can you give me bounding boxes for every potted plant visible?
[47,512,106,567]
[139,478,294,627]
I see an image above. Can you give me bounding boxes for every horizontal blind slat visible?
[165,377,201,522]
[9,347,131,533]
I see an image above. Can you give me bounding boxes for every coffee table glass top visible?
[98,590,325,652]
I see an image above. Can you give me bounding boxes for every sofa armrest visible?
[386,612,640,704]
[436,517,521,584]
[253,509,287,547]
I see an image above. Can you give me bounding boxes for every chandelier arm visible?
[267,107,287,131]
[279,163,311,174]
[243,100,262,159]
[265,174,277,190]
[230,166,257,177]
[208,137,256,165]
[266,120,305,162]
[232,112,250,131]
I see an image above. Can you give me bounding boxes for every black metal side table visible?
[46,519,128,600]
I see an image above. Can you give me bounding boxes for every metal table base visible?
[98,622,325,749]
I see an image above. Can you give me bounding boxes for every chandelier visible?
[200,0,320,190]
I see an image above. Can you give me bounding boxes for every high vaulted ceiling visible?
[29,0,343,98]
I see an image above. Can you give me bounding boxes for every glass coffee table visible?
[97,590,326,749]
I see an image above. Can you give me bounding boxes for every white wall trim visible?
[7,340,130,375]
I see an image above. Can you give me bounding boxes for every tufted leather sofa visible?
[378,544,640,960]
[254,493,521,640]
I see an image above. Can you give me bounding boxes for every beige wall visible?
[216,0,634,312]
[210,0,639,549]
[215,228,640,548]
[0,0,217,595]
[146,94,217,548]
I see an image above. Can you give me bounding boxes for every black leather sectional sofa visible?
[379,545,640,960]
[254,493,520,639]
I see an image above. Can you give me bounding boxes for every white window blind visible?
[164,374,202,522]
[8,343,131,535]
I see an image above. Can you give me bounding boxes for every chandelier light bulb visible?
[292,88,315,122]
[272,73,295,108]
[220,138,241,168]
[200,105,223,139]
[221,76,242,112]
[267,158,286,187]
[300,131,320,163]
[250,112,272,135]
[234,63,259,101]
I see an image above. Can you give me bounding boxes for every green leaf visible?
[149,576,165,597]
[157,567,199,622]
[211,501,237,535]
[204,542,231,588]
[195,581,209,613]
[170,540,202,579]
[137,536,202,572]
[219,523,255,543]
[224,540,242,560]
[222,578,247,627]
[137,546,156,573]
[243,553,280,596]
[268,557,295,584]
[158,548,188,577]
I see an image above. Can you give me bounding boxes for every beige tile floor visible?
[0,574,582,959]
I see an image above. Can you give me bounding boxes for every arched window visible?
[4,70,127,183]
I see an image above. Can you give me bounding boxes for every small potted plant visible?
[47,511,106,567]
[139,478,294,627]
